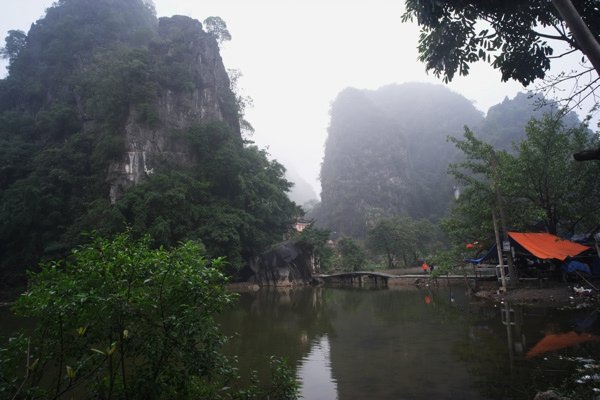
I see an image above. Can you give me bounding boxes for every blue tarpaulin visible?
[561,260,591,275]
[465,244,498,265]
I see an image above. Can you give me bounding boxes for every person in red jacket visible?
[421,261,429,274]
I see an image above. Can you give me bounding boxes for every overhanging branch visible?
[551,0,600,77]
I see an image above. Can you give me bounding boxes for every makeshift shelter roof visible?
[508,232,590,261]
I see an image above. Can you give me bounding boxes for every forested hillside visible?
[315,84,583,238]
[0,0,298,286]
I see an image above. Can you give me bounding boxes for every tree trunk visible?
[551,0,600,77]
[493,210,508,292]
[490,151,518,288]
[552,0,600,162]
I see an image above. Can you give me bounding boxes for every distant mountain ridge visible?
[314,83,579,237]
[477,91,581,150]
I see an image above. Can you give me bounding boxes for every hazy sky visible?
[3,0,589,197]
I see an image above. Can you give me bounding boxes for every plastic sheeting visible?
[508,232,590,261]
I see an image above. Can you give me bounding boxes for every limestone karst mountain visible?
[316,83,483,237]
[0,0,297,285]
[314,84,581,238]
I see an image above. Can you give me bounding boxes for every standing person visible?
[430,264,435,273]
[421,261,429,274]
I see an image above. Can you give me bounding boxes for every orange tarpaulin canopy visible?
[508,232,590,261]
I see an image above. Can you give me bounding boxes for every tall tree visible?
[503,114,600,235]
[445,114,600,273]
[203,16,232,45]
[0,30,27,62]
[447,128,519,285]
[336,237,367,272]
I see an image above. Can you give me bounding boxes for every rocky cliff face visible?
[107,16,239,202]
[250,241,317,286]
[316,83,484,237]
[319,88,411,237]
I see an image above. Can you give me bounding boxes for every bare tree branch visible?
[548,48,578,59]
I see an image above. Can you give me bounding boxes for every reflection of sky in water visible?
[215,287,600,399]
[298,335,338,400]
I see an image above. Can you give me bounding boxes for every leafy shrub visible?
[336,237,367,272]
[0,233,299,399]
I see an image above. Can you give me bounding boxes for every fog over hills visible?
[311,83,582,237]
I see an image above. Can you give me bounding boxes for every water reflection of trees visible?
[453,302,600,400]
[218,287,336,385]
[373,287,600,399]
[328,287,486,400]
[220,286,600,399]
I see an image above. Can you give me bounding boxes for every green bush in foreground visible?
[0,233,298,399]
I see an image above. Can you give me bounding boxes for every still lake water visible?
[218,286,600,400]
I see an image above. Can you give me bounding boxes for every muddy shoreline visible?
[381,266,600,308]
[472,282,600,307]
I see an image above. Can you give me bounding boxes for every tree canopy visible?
[402,0,600,85]
[402,0,600,112]
[203,16,232,45]
[367,216,436,269]
[504,115,600,235]
[444,113,600,248]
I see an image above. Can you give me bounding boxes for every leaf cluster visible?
[296,226,335,272]
[402,0,600,86]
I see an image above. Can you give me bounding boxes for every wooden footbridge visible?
[314,271,398,287]
[314,268,498,288]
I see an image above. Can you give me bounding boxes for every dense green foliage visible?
[0,0,299,286]
[335,237,367,271]
[115,140,298,269]
[443,113,600,248]
[401,0,600,85]
[502,115,600,235]
[296,226,335,272]
[0,233,299,399]
[367,216,438,269]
